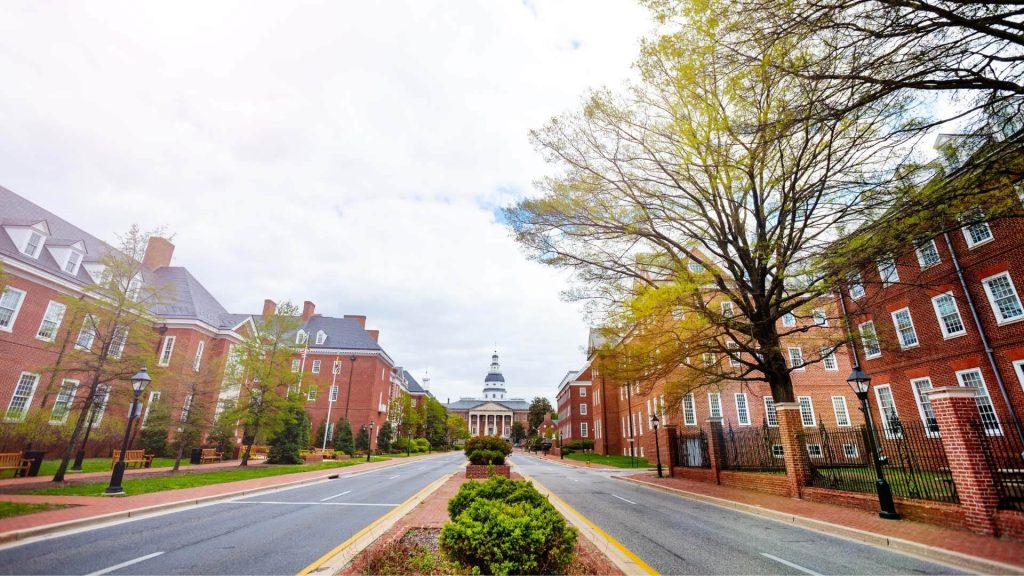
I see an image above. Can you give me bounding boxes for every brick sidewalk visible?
[0,455,435,542]
[624,472,1024,571]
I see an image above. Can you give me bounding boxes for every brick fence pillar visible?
[705,417,724,484]
[925,386,1000,536]
[776,402,811,499]
[662,424,678,477]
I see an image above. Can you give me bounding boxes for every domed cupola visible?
[482,351,507,400]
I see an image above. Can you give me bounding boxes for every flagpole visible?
[323,354,340,450]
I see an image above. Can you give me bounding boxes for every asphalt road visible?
[512,453,965,576]
[0,452,464,576]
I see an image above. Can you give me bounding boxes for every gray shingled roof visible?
[444,398,530,411]
[296,316,382,351]
[403,370,426,394]
[150,267,231,327]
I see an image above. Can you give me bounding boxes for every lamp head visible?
[847,365,871,396]
[650,412,660,428]
[130,367,152,395]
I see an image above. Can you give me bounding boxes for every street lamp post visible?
[366,421,374,463]
[847,365,900,520]
[104,368,152,496]
[651,413,663,478]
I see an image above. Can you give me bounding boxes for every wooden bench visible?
[199,448,222,464]
[248,445,270,459]
[0,452,29,478]
[314,448,337,459]
[111,449,155,469]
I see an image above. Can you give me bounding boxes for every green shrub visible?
[441,496,576,575]
[447,476,548,518]
[413,437,430,453]
[467,449,505,465]
[463,436,512,458]
[562,439,593,451]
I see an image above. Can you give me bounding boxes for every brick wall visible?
[719,471,791,497]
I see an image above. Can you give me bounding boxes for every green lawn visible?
[564,452,650,468]
[0,502,69,519]
[36,457,180,477]
[25,457,390,497]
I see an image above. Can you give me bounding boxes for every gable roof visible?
[299,315,383,351]
[403,370,426,395]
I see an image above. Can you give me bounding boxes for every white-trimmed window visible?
[962,208,993,248]
[688,260,704,273]
[50,379,79,424]
[843,443,859,458]
[580,387,586,397]
[291,359,300,373]
[581,422,589,437]
[956,368,1003,435]
[812,309,827,327]
[109,326,128,359]
[312,359,321,374]
[735,393,750,425]
[916,239,941,268]
[891,308,919,349]
[721,301,734,318]
[877,257,899,286]
[579,403,587,415]
[703,352,716,368]
[142,391,161,426]
[296,330,307,345]
[307,385,318,401]
[0,287,26,332]
[849,274,865,299]
[329,385,339,402]
[832,396,851,427]
[90,385,111,427]
[157,335,176,366]
[708,392,722,419]
[782,312,796,327]
[727,342,742,367]
[36,301,66,341]
[982,272,1024,324]
[910,377,939,436]
[5,372,39,421]
[771,444,784,458]
[859,321,881,358]
[807,444,824,458]
[76,317,97,351]
[64,250,83,275]
[126,276,142,302]
[22,231,44,258]
[821,347,838,371]
[788,347,805,370]
[798,396,815,427]
[192,340,205,372]
[873,384,901,438]
[180,394,194,423]
[931,292,966,337]
[764,397,779,427]
[315,330,327,345]
[671,306,685,320]
[683,393,696,425]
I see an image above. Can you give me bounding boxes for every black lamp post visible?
[366,421,374,463]
[847,365,900,520]
[104,368,152,495]
[651,413,663,478]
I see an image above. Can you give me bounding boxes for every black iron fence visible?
[799,420,958,504]
[670,429,710,468]
[975,418,1024,511]
[720,423,786,471]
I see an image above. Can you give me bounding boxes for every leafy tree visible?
[526,397,553,436]
[446,414,470,446]
[377,420,394,452]
[170,354,227,471]
[333,417,354,456]
[510,422,526,445]
[355,424,370,453]
[313,418,328,450]
[207,401,239,459]
[267,404,309,464]
[138,396,171,457]
[389,395,421,450]
[226,301,303,466]
[48,226,166,482]
[423,397,448,449]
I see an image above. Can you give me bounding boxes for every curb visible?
[0,455,438,546]
[617,476,1024,576]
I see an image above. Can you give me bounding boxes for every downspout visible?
[836,289,860,367]
[943,231,1024,446]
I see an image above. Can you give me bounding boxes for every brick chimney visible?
[366,329,379,343]
[262,299,277,320]
[343,315,367,328]
[142,236,174,270]
[302,301,316,321]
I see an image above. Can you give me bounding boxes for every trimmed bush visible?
[463,435,512,458]
[441,478,576,576]
[562,439,594,451]
[467,449,505,465]
[413,437,430,453]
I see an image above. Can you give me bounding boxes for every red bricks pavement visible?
[623,472,1024,571]
[0,455,437,543]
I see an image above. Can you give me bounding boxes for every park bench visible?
[314,447,337,459]
[248,445,269,459]
[199,448,222,464]
[111,449,155,469]
[0,452,30,478]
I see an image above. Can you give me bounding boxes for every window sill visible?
[995,316,1024,327]
[35,335,55,342]
[942,331,968,340]
[965,237,994,250]
[864,353,882,360]
[0,326,14,333]
[899,343,920,351]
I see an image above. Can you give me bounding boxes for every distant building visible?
[445,352,530,438]
[556,369,593,442]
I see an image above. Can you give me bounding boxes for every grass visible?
[564,452,650,468]
[0,502,69,519]
[25,457,391,497]
[811,466,956,501]
[36,457,180,477]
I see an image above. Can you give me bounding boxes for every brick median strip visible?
[618,475,1024,576]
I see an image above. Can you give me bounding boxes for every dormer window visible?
[315,330,326,345]
[64,250,83,275]
[126,275,142,301]
[296,330,307,345]
[23,232,44,258]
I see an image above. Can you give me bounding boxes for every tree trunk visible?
[753,323,796,403]
[52,378,99,482]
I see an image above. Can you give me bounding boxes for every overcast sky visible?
[0,1,653,405]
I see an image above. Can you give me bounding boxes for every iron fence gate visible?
[670,428,710,468]
[720,423,785,471]
[974,418,1024,511]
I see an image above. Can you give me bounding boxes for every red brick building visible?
[556,369,593,443]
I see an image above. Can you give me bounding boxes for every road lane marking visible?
[612,494,637,505]
[387,475,400,479]
[761,553,823,576]
[230,501,398,507]
[320,490,352,502]
[85,551,165,576]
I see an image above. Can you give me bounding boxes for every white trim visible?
[1014,360,1024,398]
[962,217,993,248]
[735,393,750,426]
[859,320,881,359]
[788,347,805,370]
[931,292,967,338]
[877,257,899,286]
[35,300,66,341]
[49,378,80,424]
[5,372,40,422]
[909,377,940,437]
[764,397,778,427]
[797,396,815,427]
[890,307,919,349]
[682,393,696,426]
[915,239,941,269]
[157,335,176,367]
[831,396,851,427]
[873,384,901,438]
[192,340,205,372]
[981,271,1024,325]
[0,286,27,333]
[708,392,722,419]
[955,368,1003,435]
[821,347,838,371]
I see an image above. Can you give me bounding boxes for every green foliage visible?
[510,422,526,445]
[138,397,171,457]
[208,402,239,459]
[446,415,470,445]
[377,420,393,452]
[527,397,553,435]
[423,397,448,448]
[562,439,593,451]
[333,417,354,456]
[312,418,328,449]
[355,425,370,453]
[267,405,310,464]
[413,437,430,452]
[468,450,505,465]
[441,477,576,575]
[463,435,512,458]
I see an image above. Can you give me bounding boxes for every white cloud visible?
[0,0,651,403]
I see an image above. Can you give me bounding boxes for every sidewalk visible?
[621,472,1024,573]
[0,455,438,544]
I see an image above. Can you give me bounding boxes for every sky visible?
[0,1,654,405]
